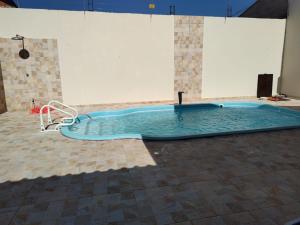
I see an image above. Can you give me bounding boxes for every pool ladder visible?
[40,100,78,132]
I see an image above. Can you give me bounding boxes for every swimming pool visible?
[60,102,300,141]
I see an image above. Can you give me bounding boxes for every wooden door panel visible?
[257,74,273,98]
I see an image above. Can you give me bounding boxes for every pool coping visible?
[60,102,300,141]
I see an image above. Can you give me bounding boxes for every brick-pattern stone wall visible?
[174,16,204,101]
[0,62,7,113]
[0,38,62,111]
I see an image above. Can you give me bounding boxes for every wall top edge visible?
[0,7,286,21]
[0,7,172,18]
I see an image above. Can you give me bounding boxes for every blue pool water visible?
[60,103,300,141]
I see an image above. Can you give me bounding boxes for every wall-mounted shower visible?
[11,34,30,60]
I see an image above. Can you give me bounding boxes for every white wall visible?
[281,0,300,98]
[0,8,174,105]
[0,8,287,104]
[202,17,286,98]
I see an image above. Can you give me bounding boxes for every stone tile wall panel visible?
[174,16,204,101]
[0,62,7,113]
[0,38,62,111]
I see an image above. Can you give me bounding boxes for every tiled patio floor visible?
[0,100,300,225]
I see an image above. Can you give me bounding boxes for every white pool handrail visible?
[40,100,78,132]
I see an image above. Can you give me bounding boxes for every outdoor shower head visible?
[11,34,30,59]
[11,34,24,41]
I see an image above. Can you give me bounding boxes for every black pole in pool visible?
[178,91,184,105]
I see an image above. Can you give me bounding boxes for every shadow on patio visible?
[1,127,300,225]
